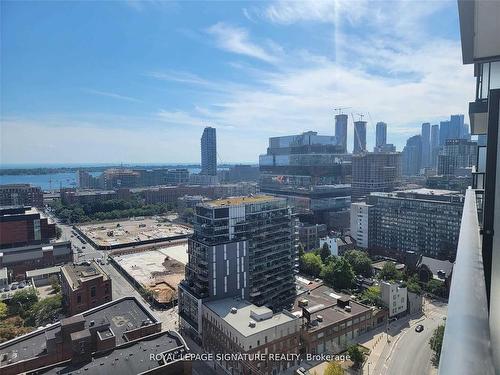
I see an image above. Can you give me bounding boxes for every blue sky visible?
[1,0,474,164]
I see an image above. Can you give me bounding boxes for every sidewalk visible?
[360,313,426,375]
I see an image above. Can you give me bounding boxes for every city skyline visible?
[2,1,473,164]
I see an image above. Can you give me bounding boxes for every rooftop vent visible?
[89,320,95,327]
[317,315,323,322]
[298,299,309,307]
[345,305,352,312]
[249,320,256,328]
[231,307,237,314]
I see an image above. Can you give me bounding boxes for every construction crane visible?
[356,113,365,121]
[333,107,351,115]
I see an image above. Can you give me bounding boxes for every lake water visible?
[0,168,203,191]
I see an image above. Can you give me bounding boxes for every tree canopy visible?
[300,253,323,278]
[378,262,403,281]
[347,345,365,368]
[324,361,345,375]
[344,250,373,277]
[319,243,331,263]
[429,325,445,366]
[321,257,355,290]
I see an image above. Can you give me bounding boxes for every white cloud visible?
[206,22,279,63]
[82,89,143,103]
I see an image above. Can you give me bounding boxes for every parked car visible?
[415,324,424,333]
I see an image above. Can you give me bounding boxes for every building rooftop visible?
[204,298,297,337]
[34,330,188,375]
[372,260,406,272]
[419,256,454,280]
[0,297,158,366]
[202,194,280,207]
[61,261,109,290]
[26,266,61,278]
[292,285,372,331]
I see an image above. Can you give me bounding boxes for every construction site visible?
[76,217,192,249]
[110,243,188,307]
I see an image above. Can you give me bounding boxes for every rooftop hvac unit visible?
[345,305,352,312]
[317,315,323,322]
[249,320,256,328]
[299,299,309,307]
[231,307,237,314]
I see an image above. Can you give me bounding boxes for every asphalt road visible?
[378,300,447,375]
[49,213,179,330]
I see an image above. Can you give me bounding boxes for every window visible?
[91,286,96,298]
[77,294,82,304]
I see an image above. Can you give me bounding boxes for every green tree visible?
[429,325,445,366]
[49,276,61,294]
[0,302,8,319]
[300,253,323,278]
[321,257,355,290]
[25,295,62,326]
[362,286,382,306]
[378,262,403,281]
[324,361,344,375]
[319,243,331,263]
[347,345,365,368]
[344,250,373,277]
[298,244,305,258]
[55,226,62,239]
[407,274,422,294]
[9,289,38,317]
[0,316,33,343]
[426,279,446,297]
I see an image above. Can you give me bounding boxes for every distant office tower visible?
[354,188,464,260]
[259,131,350,216]
[421,123,431,168]
[375,122,387,149]
[178,195,297,336]
[440,115,466,145]
[335,114,348,153]
[430,124,440,167]
[353,121,367,154]
[437,139,478,176]
[201,126,217,176]
[402,135,422,176]
[351,152,402,201]
[451,114,466,139]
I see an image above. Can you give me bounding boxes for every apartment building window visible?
[77,294,82,304]
[91,286,96,298]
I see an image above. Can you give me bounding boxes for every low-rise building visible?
[0,297,190,375]
[61,261,112,316]
[319,235,356,257]
[0,206,56,249]
[380,281,408,317]
[0,241,73,280]
[298,223,327,251]
[293,285,386,355]
[202,298,301,375]
[0,184,43,207]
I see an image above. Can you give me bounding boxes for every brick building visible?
[0,297,190,375]
[202,298,301,375]
[0,206,56,249]
[61,262,112,316]
[0,184,43,207]
[0,241,73,280]
[294,284,386,355]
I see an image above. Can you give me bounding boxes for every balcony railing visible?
[438,188,495,374]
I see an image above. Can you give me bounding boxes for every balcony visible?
[438,189,495,374]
